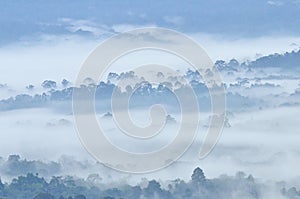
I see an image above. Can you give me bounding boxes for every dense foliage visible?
[0,167,299,199]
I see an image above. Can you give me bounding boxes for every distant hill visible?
[248,49,300,69]
[215,49,300,71]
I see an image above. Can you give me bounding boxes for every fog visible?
[1,33,300,91]
[0,48,299,185]
[0,105,299,184]
[1,1,300,198]
[0,28,299,199]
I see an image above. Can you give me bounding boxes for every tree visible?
[48,176,66,195]
[41,80,57,89]
[144,180,162,198]
[0,178,4,190]
[26,84,34,90]
[61,79,70,87]
[33,193,55,199]
[191,167,206,185]
[123,185,142,199]
[74,195,86,199]
[236,171,246,179]
[8,154,21,162]
[9,173,48,197]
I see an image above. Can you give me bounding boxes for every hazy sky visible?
[1,0,300,88]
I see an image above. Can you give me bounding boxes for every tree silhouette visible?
[191,167,206,185]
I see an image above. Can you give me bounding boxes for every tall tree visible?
[191,167,206,185]
[0,178,4,191]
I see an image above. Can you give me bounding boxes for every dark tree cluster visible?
[0,167,295,199]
